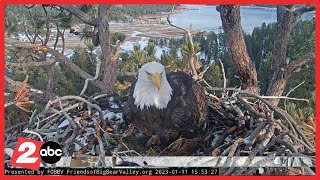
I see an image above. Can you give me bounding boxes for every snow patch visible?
[73,143,82,151]
[116,113,123,120]
[111,104,119,109]
[58,119,70,128]
[104,111,116,120]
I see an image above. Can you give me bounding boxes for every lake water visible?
[171,5,315,33]
[121,5,315,58]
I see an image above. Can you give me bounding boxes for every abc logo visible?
[40,141,62,164]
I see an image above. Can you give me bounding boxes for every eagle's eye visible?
[145,71,152,76]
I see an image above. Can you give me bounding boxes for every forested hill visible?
[254,5,308,8]
[5,5,175,23]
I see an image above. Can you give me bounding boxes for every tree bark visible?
[5,75,24,92]
[266,5,315,105]
[97,5,116,94]
[218,5,258,93]
[46,64,57,93]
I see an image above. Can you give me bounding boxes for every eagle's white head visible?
[133,61,173,110]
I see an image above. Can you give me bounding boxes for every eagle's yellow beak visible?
[148,72,161,91]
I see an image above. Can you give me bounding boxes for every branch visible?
[286,81,305,98]
[258,95,309,103]
[111,40,121,62]
[285,52,315,78]
[42,5,50,46]
[198,66,210,80]
[218,59,227,88]
[294,5,316,16]
[167,5,198,80]
[46,95,107,133]
[80,59,101,96]
[6,38,105,90]
[57,5,97,26]
[284,81,305,111]
[6,58,57,67]
[166,5,188,32]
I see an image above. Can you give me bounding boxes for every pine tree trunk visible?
[266,6,297,105]
[218,5,258,93]
[97,5,116,94]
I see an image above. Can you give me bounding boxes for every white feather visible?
[133,61,173,110]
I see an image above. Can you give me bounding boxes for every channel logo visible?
[10,137,62,170]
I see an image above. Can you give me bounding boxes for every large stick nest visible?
[4,87,315,175]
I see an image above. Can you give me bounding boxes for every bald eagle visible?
[123,61,207,146]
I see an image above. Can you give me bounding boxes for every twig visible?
[259,95,308,102]
[92,94,109,101]
[237,95,267,118]
[218,59,227,97]
[200,79,213,88]
[80,59,101,96]
[28,109,37,126]
[284,81,305,111]
[23,129,43,142]
[57,97,79,129]
[198,66,210,80]
[44,95,105,129]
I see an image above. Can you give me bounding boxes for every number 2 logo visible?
[16,142,39,164]
[10,137,44,170]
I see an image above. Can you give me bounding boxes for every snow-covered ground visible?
[12,23,181,62]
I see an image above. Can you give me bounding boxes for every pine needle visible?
[14,82,33,112]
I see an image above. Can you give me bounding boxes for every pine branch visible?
[57,5,98,26]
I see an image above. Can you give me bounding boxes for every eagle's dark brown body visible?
[124,72,207,144]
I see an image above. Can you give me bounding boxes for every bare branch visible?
[80,59,101,96]
[284,81,306,111]
[294,5,316,16]
[42,5,50,46]
[111,40,121,62]
[285,52,315,78]
[167,5,198,80]
[198,66,210,80]
[218,59,227,88]
[285,81,305,98]
[259,95,309,103]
